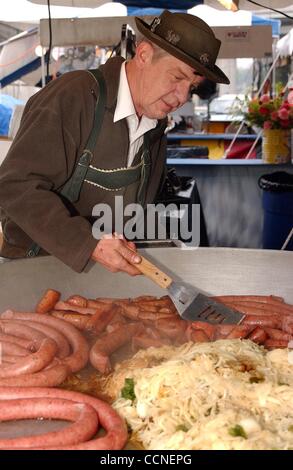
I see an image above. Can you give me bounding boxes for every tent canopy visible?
[27,0,293,12]
[277,28,293,56]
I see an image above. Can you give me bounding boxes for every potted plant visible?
[244,86,293,163]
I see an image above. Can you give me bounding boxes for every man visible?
[0,10,229,275]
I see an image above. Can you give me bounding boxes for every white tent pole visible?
[256,51,281,98]
[272,39,277,97]
[223,51,281,159]
[245,130,262,159]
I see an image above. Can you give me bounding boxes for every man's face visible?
[131,45,204,119]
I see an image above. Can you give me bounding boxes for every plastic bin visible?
[259,172,293,250]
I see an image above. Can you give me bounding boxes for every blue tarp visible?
[127,7,186,15]
[252,14,281,37]
[0,94,23,136]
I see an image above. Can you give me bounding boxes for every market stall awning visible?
[0,28,41,88]
[27,0,293,11]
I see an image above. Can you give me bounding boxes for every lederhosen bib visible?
[27,68,152,257]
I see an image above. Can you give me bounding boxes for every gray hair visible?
[136,35,170,62]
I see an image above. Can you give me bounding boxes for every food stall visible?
[0,3,293,452]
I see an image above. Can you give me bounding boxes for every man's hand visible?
[91,233,142,276]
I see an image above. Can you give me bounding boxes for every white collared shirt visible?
[114,62,157,167]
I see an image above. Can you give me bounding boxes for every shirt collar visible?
[114,62,157,132]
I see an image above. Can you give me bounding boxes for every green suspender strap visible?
[59,68,107,203]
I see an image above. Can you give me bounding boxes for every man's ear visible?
[134,41,154,69]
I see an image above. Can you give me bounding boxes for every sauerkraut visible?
[105,339,293,450]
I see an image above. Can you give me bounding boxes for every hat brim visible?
[135,17,230,85]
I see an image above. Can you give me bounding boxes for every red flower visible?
[278,108,290,120]
[270,111,278,121]
[280,101,290,110]
[280,120,290,128]
[259,106,270,115]
[259,94,270,104]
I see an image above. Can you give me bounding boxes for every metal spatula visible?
[135,254,245,324]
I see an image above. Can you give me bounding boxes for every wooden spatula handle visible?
[136,255,172,289]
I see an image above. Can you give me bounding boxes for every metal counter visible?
[0,247,292,310]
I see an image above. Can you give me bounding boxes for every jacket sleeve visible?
[0,72,98,272]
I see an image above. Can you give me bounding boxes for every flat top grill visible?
[0,247,292,447]
[0,247,292,312]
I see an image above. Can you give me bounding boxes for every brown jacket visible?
[0,57,167,272]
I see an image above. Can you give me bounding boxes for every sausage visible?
[87,299,117,310]
[132,295,157,302]
[137,311,176,322]
[264,327,292,341]
[54,301,98,315]
[66,295,88,308]
[230,300,292,312]
[190,329,210,343]
[154,317,187,340]
[52,308,119,336]
[0,338,57,378]
[190,321,216,341]
[0,362,69,387]
[242,315,279,328]
[0,333,34,350]
[213,295,284,304]
[134,304,159,313]
[106,322,125,334]
[50,311,94,331]
[9,320,70,359]
[247,327,267,344]
[281,315,293,335]
[158,307,176,314]
[0,387,127,450]
[0,398,98,449]
[264,339,289,350]
[1,312,89,373]
[119,303,141,321]
[213,324,235,339]
[90,305,120,335]
[226,325,253,339]
[133,295,173,308]
[0,320,46,345]
[222,302,292,317]
[36,289,61,314]
[107,312,127,328]
[0,340,30,357]
[90,323,143,374]
[145,326,166,340]
[96,297,130,305]
[0,355,19,364]
[51,305,120,334]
